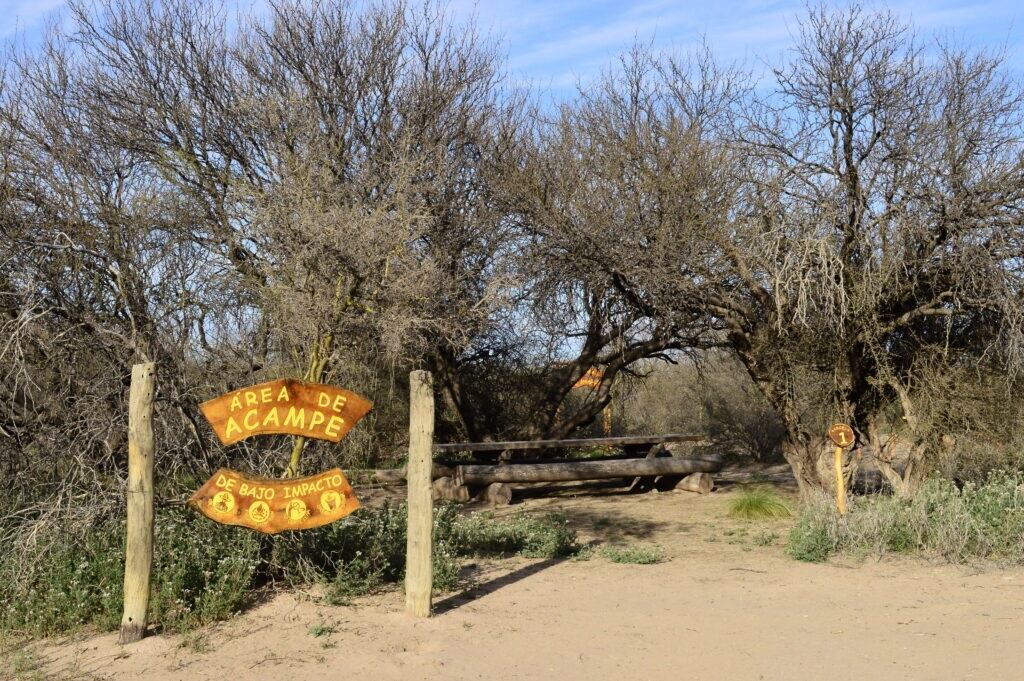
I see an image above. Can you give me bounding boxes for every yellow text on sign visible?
[200,379,372,445]
[189,467,360,534]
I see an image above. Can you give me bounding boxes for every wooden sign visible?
[188,467,360,534]
[573,367,603,390]
[828,423,855,448]
[200,379,372,446]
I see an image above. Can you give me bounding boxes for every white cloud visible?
[459,0,1023,92]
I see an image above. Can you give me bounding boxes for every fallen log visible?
[432,476,471,502]
[454,454,722,485]
[367,463,456,484]
[628,443,667,493]
[433,433,704,454]
[478,482,513,506]
[669,472,714,494]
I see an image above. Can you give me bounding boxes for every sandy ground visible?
[17,475,1024,681]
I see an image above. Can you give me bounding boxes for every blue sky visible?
[2,0,1022,96]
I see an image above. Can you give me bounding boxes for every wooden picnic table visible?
[431,432,704,455]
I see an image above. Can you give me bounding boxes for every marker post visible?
[827,423,855,515]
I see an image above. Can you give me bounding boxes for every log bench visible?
[374,434,722,505]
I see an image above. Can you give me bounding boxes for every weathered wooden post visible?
[828,423,854,515]
[119,362,156,644]
[833,445,847,514]
[405,370,434,617]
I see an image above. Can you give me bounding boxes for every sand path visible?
[30,485,1024,681]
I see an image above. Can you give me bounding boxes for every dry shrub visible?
[620,355,786,460]
[787,472,1024,563]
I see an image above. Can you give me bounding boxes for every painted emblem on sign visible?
[573,367,603,390]
[193,379,372,533]
[247,501,271,524]
[210,491,236,515]
[828,423,855,448]
[199,379,372,446]
[319,490,344,513]
[189,468,360,534]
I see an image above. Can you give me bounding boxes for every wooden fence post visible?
[834,445,847,515]
[119,362,156,644]
[405,370,434,617]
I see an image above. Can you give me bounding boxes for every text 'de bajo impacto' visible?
[189,467,360,534]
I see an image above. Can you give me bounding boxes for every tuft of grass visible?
[179,631,211,654]
[753,530,780,546]
[786,471,1024,564]
[308,622,336,637]
[599,543,667,564]
[0,639,64,681]
[728,486,792,520]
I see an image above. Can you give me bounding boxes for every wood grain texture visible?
[454,454,723,485]
[405,370,434,617]
[120,362,155,645]
[199,379,372,445]
[828,423,855,448]
[432,433,703,453]
[188,467,359,534]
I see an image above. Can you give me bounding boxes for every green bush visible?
[599,544,667,564]
[785,498,838,562]
[786,472,1024,563]
[0,503,579,637]
[0,518,126,634]
[149,507,261,627]
[448,511,578,559]
[275,506,579,601]
[728,486,792,519]
[0,506,260,636]
[274,503,411,598]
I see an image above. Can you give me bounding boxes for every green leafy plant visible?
[0,502,582,638]
[728,486,792,519]
[308,622,336,637]
[599,544,667,564]
[786,472,1024,563]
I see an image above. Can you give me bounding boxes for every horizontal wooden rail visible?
[432,433,703,454]
[454,454,723,485]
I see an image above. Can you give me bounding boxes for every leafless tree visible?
[736,5,1024,495]
[4,0,1022,512]
[509,7,1024,496]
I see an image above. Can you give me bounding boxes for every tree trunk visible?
[732,335,831,498]
[781,437,828,498]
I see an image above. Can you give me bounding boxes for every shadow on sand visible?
[433,557,569,615]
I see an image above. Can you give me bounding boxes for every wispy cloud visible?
[3,0,1021,84]
[473,1,1020,96]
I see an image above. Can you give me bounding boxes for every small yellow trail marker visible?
[828,423,855,514]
